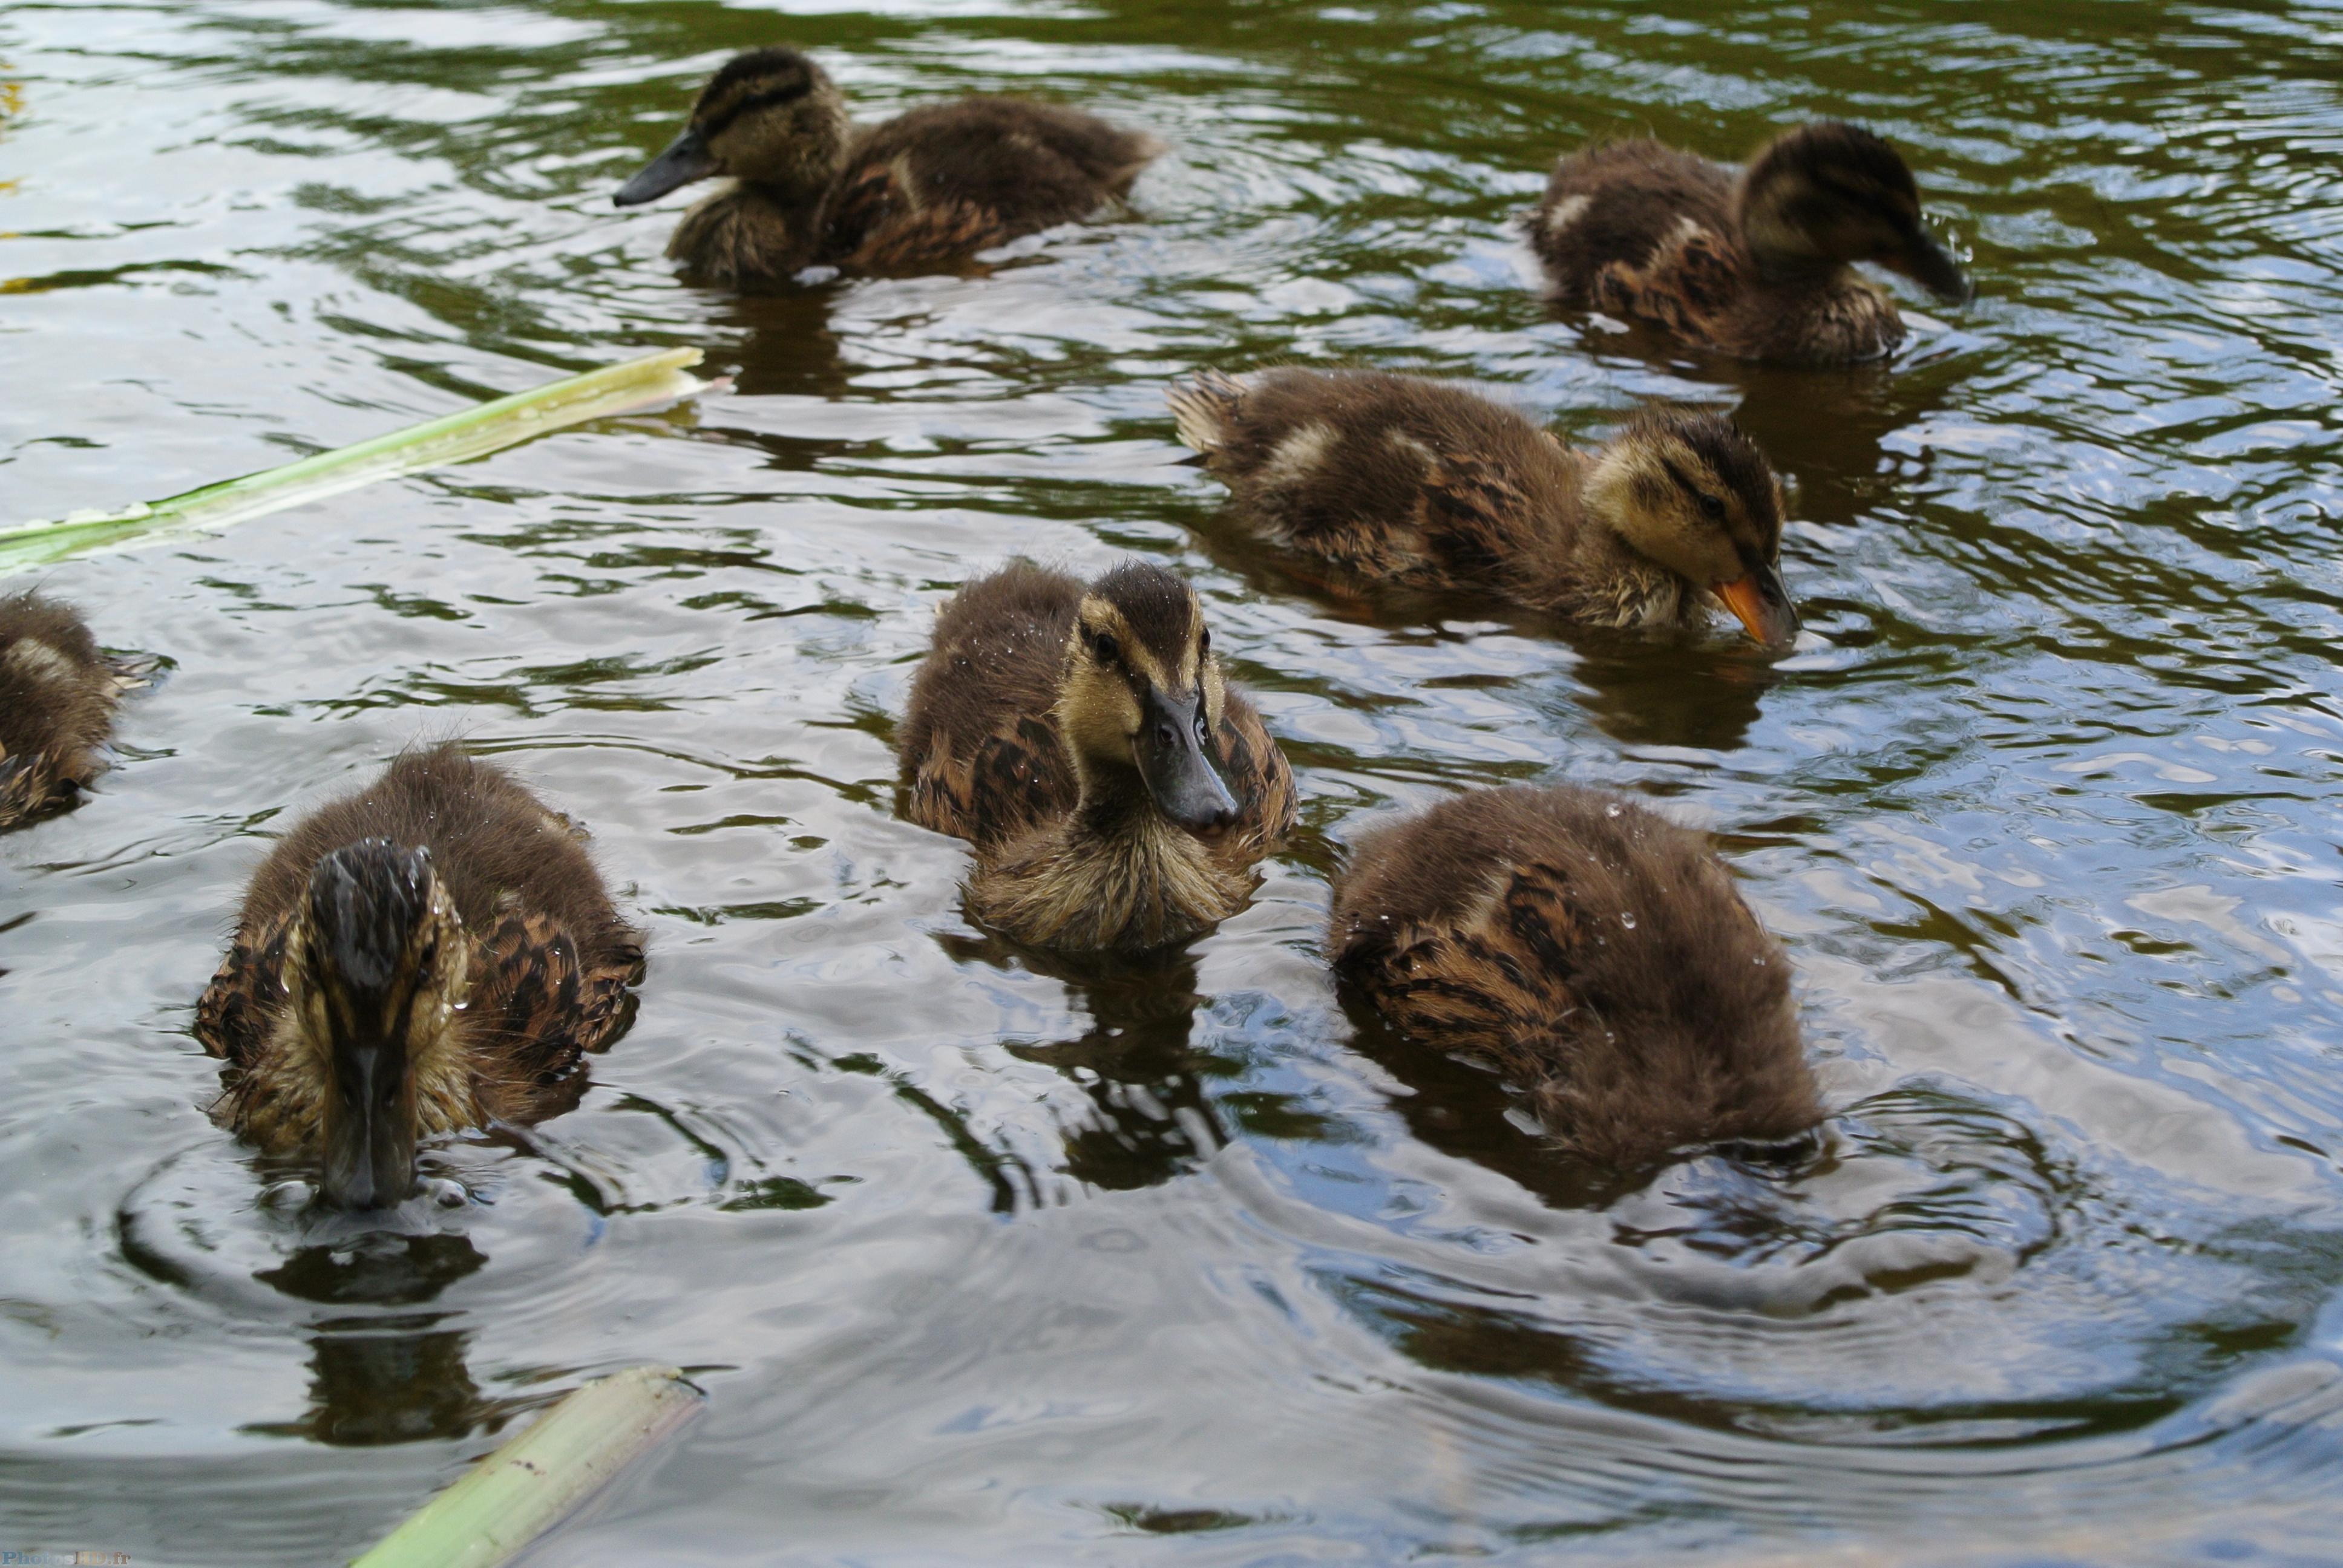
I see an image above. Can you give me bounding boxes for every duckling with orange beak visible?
[1168,368,1800,649]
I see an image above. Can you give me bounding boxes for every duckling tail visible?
[1166,369,1246,458]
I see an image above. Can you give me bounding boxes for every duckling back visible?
[1168,367,1590,598]
[818,99,1164,275]
[0,590,128,829]
[1330,785,1820,1167]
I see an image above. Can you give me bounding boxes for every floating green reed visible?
[351,1364,702,1568]
[0,348,712,576]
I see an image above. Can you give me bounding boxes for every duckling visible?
[1329,785,1820,1168]
[614,46,1164,286]
[899,560,1294,953]
[1167,367,1799,648]
[194,744,643,1209]
[1524,121,1969,364]
[0,589,133,830]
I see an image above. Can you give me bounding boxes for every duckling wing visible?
[1216,691,1297,852]
[818,99,1159,272]
[900,563,1084,848]
[908,712,1076,850]
[1332,859,1584,1062]
[474,910,645,1093]
[194,916,292,1068]
[0,754,56,831]
[1525,140,1747,339]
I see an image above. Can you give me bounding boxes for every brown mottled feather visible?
[0,591,131,830]
[1522,123,1959,364]
[899,560,1083,851]
[195,745,643,1142]
[1330,785,1820,1168]
[817,99,1159,275]
[899,561,1293,952]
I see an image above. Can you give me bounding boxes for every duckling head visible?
[1734,121,1969,304]
[1584,410,1800,650]
[1055,561,1239,837]
[280,840,469,1209]
[614,46,850,207]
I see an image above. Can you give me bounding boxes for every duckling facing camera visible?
[1329,785,1821,1168]
[899,560,1294,953]
[195,745,643,1210]
[1168,368,1799,648]
[0,590,134,830]
[614,46,1164,286]
[1524,120,1969,364]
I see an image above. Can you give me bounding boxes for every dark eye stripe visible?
[1656,455,1740,526]
[1656,456,1705,498]
[700,77,813,139]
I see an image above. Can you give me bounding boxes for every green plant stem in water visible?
[0,348,712,576]
[352,1364,702,1568]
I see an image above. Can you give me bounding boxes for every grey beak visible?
[614,126,718,207]
[1895,224,1971,304]
[320,1037,416,1211]
[1135,686,1238,835]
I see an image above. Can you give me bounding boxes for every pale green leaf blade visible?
[351,1364,703,1568]
[1,348,712,576]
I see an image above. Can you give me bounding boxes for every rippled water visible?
[6,1,2343,1563]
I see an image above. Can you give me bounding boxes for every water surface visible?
[5,1,2343,1563]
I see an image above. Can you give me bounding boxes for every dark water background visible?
[5,1,2343,1563]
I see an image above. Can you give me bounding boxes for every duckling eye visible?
[1087,629,1119,665]
[1696,492,1726,523]
[1198,629,1211,658]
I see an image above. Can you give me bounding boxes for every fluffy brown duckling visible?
[1330,785,1821,1168]
[614,45,1164,286]
[194,745,643,1209]
[899,560,1295,953]
[1524,120,1969,364]
[0,589,133,829]
[1167,367,1799,648]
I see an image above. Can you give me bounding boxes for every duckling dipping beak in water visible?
[1170,368,1801,650]
[1585,410,1801,649]
[290,840,467,1210]
[199,744,644,1213]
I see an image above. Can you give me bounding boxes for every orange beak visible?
[1714,561,1800,650]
